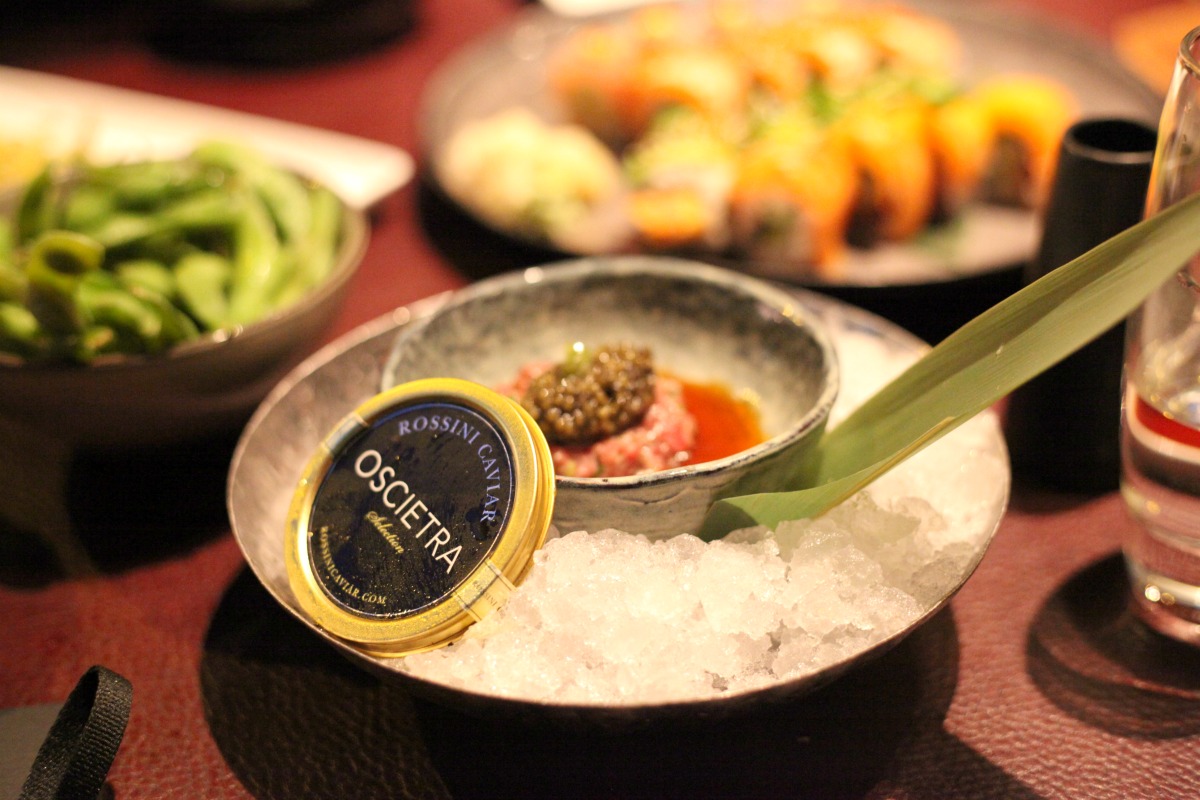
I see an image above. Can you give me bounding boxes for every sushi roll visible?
[835,99,937,245]
[854,5,962,76]
[626,188,716,251]
[714,8,812,104]
[785,15,878,94]
[625,3,702,50]
[547,24,642,145]
[546,5,710,144]
[623,107,738,251]
[624,43,751,138]
[729,123,860,278]
[976,76,1076,208]
[927,92,996,220]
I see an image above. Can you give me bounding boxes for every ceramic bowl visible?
[0,205,368,450]
[380,256,839,539]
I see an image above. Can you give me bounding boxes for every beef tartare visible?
[502,343,762,478]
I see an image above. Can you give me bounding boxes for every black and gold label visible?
[286,377,554,656]
[307,400,515,619]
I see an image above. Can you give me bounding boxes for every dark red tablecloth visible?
[2,1,1198,798]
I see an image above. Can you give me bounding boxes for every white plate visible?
[0,66,413,209]
[228,287,1010,722]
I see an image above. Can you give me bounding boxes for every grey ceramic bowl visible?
[0,205,368,450]
[380,256,839,539]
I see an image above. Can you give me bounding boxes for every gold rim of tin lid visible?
[285,377,555,657]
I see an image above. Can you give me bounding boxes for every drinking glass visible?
[1120,26,1200,645]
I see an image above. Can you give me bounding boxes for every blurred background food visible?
[1113,0,1200,95]
[438,2,1078,281]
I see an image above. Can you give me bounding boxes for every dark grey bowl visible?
[0,206,368,450]
[380,256,840,539]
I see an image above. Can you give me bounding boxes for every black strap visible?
[18,666,132,800]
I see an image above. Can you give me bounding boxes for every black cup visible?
[1005,118,1157,494]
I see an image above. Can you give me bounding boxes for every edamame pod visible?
[128,284,199,346]
[24,231,105,335]
[0,302,42,357]
[15,166,59,245]
[63,183,117,232]
[0,218,11,262]
[192,140,312,243]
[74,325,118,362]
[224,188,283,325]
[86,190,236,250]
[30,229,105,276]
[0,224,26,303]
[0,265,26,304]
[77,271,165,350]
[116,259,176,299]
[174,251,230,330]
[85,159,212,208]
[295,184,341,289]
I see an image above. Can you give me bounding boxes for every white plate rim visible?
[0,65,414,209]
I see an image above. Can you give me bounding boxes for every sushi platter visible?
[420,0,1161,290]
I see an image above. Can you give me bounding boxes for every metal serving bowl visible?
[228,277,1009,725]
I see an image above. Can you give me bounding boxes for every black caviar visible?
[521,343,655,446]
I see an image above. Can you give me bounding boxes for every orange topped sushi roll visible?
[627,187,716,250]
[729,123,860,277]
[548,25,643,145]
[782,16,879,93]
[927,92,996,219]
[623,43,751,137]
[626,3,701,50]
[547,4,714,144]
[853,5,962,76]
[720,20,813,103]
[976,76,1077,207]
[835,100,937,244]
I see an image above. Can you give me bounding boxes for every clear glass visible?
[1120,26,1200,645]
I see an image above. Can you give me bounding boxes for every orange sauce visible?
[679,378,765,466]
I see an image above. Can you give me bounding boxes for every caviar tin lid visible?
[285,377,556,657]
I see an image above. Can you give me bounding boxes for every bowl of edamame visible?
[0,140,368,448]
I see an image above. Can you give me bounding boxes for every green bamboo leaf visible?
[699,190,1200,540]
